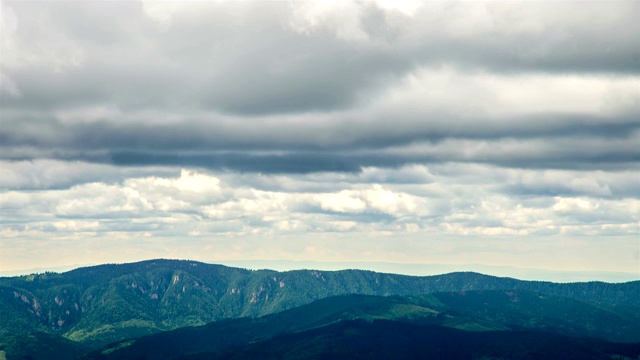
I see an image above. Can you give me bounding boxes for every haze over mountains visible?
[4,260,638,283]
[1,259,639,359]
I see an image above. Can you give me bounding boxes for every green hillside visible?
[0,329,89,360]
[431,290,640,342]
[86,293,640,360]
[1,259,638,359]
[182,320,640,360]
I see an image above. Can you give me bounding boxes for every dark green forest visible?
[1,259,638,360]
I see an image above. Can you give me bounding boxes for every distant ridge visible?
[216,259,640,283]
[3,259,637,283]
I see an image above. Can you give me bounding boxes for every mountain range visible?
[1,259,638,359]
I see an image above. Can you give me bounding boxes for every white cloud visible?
[314,190,368,213]
[52,220,101,232]
[2,167,636,244]
[0,2,85,71]
[377,67,640,117]
[372,0,422,17]
[170,169,221,194]
[289,1,373,42]
[362,184,424,217]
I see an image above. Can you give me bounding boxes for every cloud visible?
[1,1,638,275]
[2,1,637,115]
[2,166,638,272]
[2,166,636,235]
[1,62,637,173]
[0,159,178,190]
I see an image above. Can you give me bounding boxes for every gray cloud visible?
[2,1,638,115]
[2,1,638,174]
[1,0,639,275]
[1,111,638,173]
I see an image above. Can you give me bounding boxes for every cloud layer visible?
[1,1,638,275]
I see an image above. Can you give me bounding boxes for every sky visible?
[0,0,639,280]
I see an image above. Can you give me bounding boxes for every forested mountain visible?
[1,259,638,359]
[86,293,640,360]
[179,320,640,360]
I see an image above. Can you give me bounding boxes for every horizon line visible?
[1,258,638,283]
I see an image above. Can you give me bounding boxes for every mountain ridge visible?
[6,259,636,283]
[2,259,639,359]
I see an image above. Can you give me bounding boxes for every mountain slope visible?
[86,293,640,360]
[2,259,639,351]
[83,294,441,360]
[430,290,640,342]
[0,329,89,360]
[183,320,640,360]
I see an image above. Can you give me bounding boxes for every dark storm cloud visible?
[1,108,638,148]
[1,110,638,174]
[109,151,363,174]
[0,1,638,181]
[120,142,637,173]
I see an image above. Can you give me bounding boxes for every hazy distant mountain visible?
[216,259,640,283]
[1,259,639,359]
